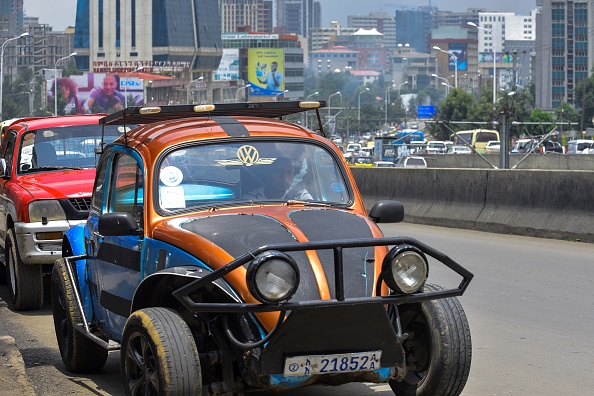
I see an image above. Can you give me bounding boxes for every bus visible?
[374,130,425,162]
[451,129,499,153]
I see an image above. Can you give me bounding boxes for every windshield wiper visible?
[286,200,345,208]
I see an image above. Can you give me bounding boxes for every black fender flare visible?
[131,266,240,313]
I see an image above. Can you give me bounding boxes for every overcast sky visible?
[24,0,537,32]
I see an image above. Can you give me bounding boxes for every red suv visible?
[0,115,126,310]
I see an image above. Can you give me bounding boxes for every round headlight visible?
[382,245,428,294]
[246,251,300,304]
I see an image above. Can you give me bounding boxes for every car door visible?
[87,149,145,339]
[0,130,17,245]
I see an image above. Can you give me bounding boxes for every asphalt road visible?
[1,223,593,395]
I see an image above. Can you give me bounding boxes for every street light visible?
[433,46,457,88]
[54,52,77,116]
[431,73,450,90]
[186,76,204,104]
[124,66,144,107]
[328,91,342,119]
[384,84,397,126]
[236,83,251,102]
[441,82,452,96]
[275,89,289,101]
[0,32,28,121]
[468,21,496,104]
[306,91,319,100]
[358,88,370,124]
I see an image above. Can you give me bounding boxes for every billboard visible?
[214,49,240,81]
[248,48,285,96]
[448,43,467,71]
[47,72,144,115]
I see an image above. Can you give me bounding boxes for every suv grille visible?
[69,198,92,212]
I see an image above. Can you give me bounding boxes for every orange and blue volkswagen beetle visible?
[52,101,473,395]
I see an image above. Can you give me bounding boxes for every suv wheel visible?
[0,263,7,285]
[51,259,108,372]
[389,284,472,396]
[6,229,43,310]
[121,307,202,395]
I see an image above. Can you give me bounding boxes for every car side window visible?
[108,153,144,225]
[91,148,111,212]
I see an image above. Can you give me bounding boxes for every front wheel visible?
[390,284,472,396]
[51,259,108,372]
[121,307,202,395]
[6,229,43,310]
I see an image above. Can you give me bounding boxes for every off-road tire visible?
[121,307,202,395]
[389,283,472,396]
[51,258,108,372]
[6,229,43,310]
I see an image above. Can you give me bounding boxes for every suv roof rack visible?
[99,100,327,127]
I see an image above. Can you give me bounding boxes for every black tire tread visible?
[6,229,43,310]
[122,307,201,395]
[51,259,108,373]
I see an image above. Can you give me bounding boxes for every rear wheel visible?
[121,307,202,395]
[51,259,108,372]
[390,284,472,396]
[6,229,43,310]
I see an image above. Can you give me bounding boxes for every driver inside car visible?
[243,157,312,200]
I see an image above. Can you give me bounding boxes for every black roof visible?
[99,100,327,126]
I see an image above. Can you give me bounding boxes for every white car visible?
[395,156,427,168]
[446,145,473,154]
[485,141,501,153]
[373,160,396,168]
[425,141,447,155]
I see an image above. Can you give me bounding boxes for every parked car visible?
[52,101,473,395]
[446,145,473,154]
[394,156,428,168]
[0,115,126,310]
[485,140,501,153]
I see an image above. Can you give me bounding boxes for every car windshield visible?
[18,125,127,173]
[157,141,351,213]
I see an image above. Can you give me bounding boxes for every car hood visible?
[16,170,96,200]
[155,207,387,303]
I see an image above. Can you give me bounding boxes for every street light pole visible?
[124,66,144,108]
[0,32,28,121]
[275,89,289,101]
[358,88,369,126]
[54,52,77,116]
[433,46,457,88]
[186,76,204,104]
[441,82,452,96]
[468,22,496,104]
[235,83,251,102]
[384,84,396,127]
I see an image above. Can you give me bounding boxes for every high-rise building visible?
[276,0,320,37]
[348,12,396,51]
[220,0,273,33]
[0,0,24,38]
[395,8,433,54]
[73,0,222,79]
[535,0,590,109]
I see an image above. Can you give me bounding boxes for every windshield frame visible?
[153,138,354,216]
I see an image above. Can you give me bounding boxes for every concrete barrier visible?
[352,167,594,243]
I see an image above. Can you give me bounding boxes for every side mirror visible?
[0,158,7,178]
[98,212,140,236]
[368,200,404,223]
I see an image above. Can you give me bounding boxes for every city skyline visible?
[24,0,537,32]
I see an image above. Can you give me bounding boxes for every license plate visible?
[283,351,382,377]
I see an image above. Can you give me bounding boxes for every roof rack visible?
[99,100,327,127]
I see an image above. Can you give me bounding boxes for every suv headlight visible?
[28,200,66,222]
[382,245,428,294]
[246,251,300,304]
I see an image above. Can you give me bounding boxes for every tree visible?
[430,89,477,140]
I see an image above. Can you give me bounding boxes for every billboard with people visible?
[448,43,467,71]
[47,72,145,115]
[247,48,285,96]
